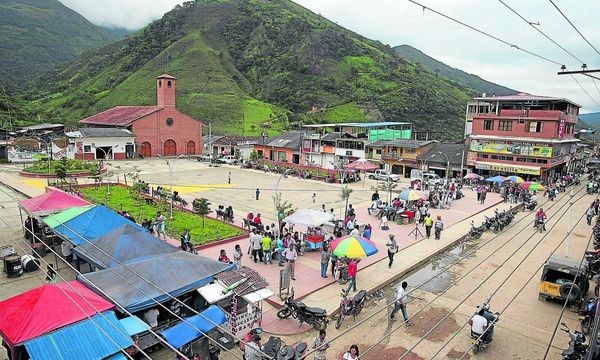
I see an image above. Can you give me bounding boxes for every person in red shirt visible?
[253,213,262,225]
[247,212,254,221]
[344,258,359,294]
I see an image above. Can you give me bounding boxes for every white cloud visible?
[59,0,600,113]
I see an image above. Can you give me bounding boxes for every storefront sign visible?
[470,140,553,157]
[558,116,566,138]
[475,162,541,175]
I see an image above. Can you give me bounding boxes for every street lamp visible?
[415,154,433,171]
[264,166,290,229]
[95,146,114,195]
[261,131,268,161]
[157,154,185,220]
[436,151,462,183]
[331,161,352,218]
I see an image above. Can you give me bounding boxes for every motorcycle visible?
[524,200,537,211]
[534,218,546,233]
[276,341,308,360]
[335,290,367,329]
[578,298,596,335]
[277,289,328,330]
[561,322,587,360]
[241,328,282,359]
[469,298,499,354]
[468,221,484,240]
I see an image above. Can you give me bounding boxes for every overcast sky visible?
[60,0,600,113]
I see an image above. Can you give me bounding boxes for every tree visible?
[249,149,260,162]
[193,198,211,228]
[372,180,397,204]
[341,185,353,218]
[55,157,68,181]
[273,193,295,230]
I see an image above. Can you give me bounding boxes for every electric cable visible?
[406,0,565,67]
[14,187,262,359]
[301,184,581,359]
[0,186,192,360]
[432,192,593,359]
[547,0,600,57]
[453,204,593,360]
[571,74,600,108]
[497,0,585,65]
[357,185,588,359]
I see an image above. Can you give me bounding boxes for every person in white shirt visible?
[390,281,412,325]
[469,309,489,342]
[143,308,160,328]
[349,225,360,236]
[61,241,74,262]
[282,243,298,280]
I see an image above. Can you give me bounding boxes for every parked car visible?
[410,169,441,186]
[197,154,212,162]
[217,155,239,165]
[368,169,400,182]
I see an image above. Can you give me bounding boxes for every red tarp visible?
[19,189,90,215]
[0,281,114,346]
[344,158,379,171]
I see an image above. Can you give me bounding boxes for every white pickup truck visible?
[410,169,442,186]
[368,169,400,182]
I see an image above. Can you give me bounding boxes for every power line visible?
[497,0,584,64]
[592,78,600,98]
[547,0,600,57]
[395,188,590,360]
[406,0,565,67]
[454,208,593,360]
[570,74,600,107]
[302,186,579,359]
[358,185,588,359]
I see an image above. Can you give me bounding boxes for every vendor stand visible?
[283,209,335,251]
[196,267,273,339]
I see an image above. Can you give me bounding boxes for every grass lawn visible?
[79,185,245,245]
[23,159,98,174]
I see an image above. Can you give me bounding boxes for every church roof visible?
[156,74,176,79]
[79,106,162,126]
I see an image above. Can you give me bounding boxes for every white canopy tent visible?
[283,208,334,227]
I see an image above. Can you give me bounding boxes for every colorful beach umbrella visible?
[485,175,506,183]
[330,235,378,258]
[520,181,545,191]
[398,189,427,201]
[506,175,524,184]
[464,173,480,180]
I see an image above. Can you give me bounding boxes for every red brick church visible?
[79,74,203,157]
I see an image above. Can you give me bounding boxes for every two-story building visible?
[466,93,580,178]
[302,132,340,169]
[366,140,437,177]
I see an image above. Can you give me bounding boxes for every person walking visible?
[228,171,231,184]
[434,215,444,240]
[283,243,298,280]
[262,234,272,264]
[252,231,263,263]
[233,244,243,269]
[255,188,260,200]
[344,258,359,294]
[386,234,399,269]
[312,329,329,360]
[587,204,596,225]
[342,344,359,360]
[424,213,433,238]
[312,193,316,203]
[320,246,330,278]
[154,211,167,240]
[276,236,285,266]
[480,187,487,205]
[390,281,412,325]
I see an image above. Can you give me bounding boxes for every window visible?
[167,80,172,88]
[83,145,91,153]
[484,120,494,130]
[491,155,498,160]
[477,154,489,159]
[528,121,543,132]
[405,148,416,154]
[499,121,512,131]
[375,149,382,155]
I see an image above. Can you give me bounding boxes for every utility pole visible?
[557,66,600,80]
[565,188,574,257]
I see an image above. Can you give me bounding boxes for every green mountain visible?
[31,0,481,138]
[0,0,116,87]
[394,45,516,96]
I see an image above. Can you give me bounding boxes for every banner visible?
[470,140,553,157]
[475,162,541,175]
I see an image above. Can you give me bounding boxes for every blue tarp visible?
[53,205,146,245]
[78,252,234,312]
[160,305,227,349]
[119,316,151,336]
[24,311,133,360]
[74,223,179,269]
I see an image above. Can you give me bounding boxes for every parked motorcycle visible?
[468,221,484,240]
[561,322,587,360]
[335,290,367,329]
[277,289,328,330]
[276,341,308,360]
[524,200,537,211]
[578,298,597,335]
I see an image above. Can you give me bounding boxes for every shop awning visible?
[243,288,275,303]
[197,283,233,304]
[24,311,133,360]
[74,223,179,269]
[283,208,334,227]
[119,316,151,336]
[0,281,114,346]
[19,189,91,216]
[78,252,234,312]
[160,305,227,349]
[48,205,147,245]
[43,205,95,228]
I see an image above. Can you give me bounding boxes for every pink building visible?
[79,74,203,157]
[466,93,580,178]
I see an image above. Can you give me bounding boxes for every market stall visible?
[197,266,273,338]
[74,223,179,271]
[0,281,116,360]
[283,208,334,250]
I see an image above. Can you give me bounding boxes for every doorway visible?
[140,142,152,158]
[163,139,176,156]
[186,141,196,155]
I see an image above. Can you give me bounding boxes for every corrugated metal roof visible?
[78,128,135,138]
[79,106,162,126]
[473,92,581,107]
[368,139,435,148]
[215,266,269,296]
[24,311,133,360]
[302,121,411,128]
